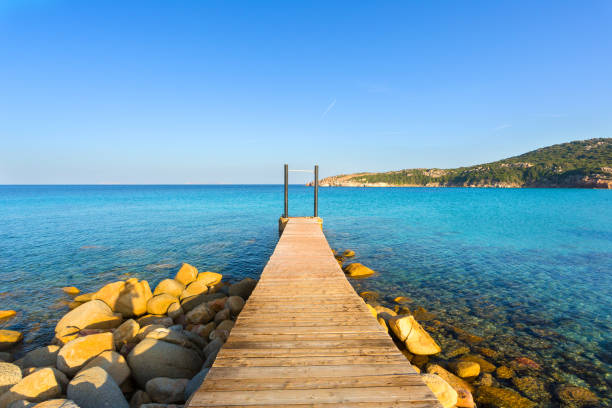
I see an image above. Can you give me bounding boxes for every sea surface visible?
[1,185,611,405]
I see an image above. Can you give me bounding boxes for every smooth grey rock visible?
[228,278,256,299]
[202,339,223,360]
[145,377,188,403]
[129,390,150,408]
[225,296,245,316]
[184,368,209,401]
[0,362,22,394]
[126,339,202,387]
[67,366,128,408]
[0,353,12,363]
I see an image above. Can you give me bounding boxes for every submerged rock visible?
[343,263,375,278]
[476,386,536,408]
[62,287,80,295]
[388,315,441,355]
[67,366,128,408]
[453,361,480,378]
[495,365,514,379]
[343,249,355,257]
[555,385,598,407]
[459,354,496,373]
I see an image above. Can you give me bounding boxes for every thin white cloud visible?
[493,124,512,131]
[321,99,336,118]
[535,113,565,118]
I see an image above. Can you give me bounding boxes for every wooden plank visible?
[190,386,438,405]
[199,374,425,391]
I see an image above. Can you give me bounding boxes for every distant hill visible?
[313,138,612,188]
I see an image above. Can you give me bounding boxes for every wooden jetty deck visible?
[188,217,441,407]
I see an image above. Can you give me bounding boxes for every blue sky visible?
[1,1,610,184]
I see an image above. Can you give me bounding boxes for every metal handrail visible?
[283,164,319,218]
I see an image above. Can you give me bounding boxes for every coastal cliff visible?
[310,138,612,188]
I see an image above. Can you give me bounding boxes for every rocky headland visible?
[309,138,612,189]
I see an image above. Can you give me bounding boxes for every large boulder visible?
[153,280,184,298]
[114,279,152,318]
[127,339,202,387]
[343,263,375,278]
[0,331,23,351]
[93,281,126,310]
[180,281,208,301]
[55,300,122,334]
[195,272,222,287]
[421,373,458,408]
[113,319,139,349]
[147,295,179,316]
[228,278,257,299]
[0,362,21,394]
[14,346,60,369]
[67,366,129,408]
[145,378,188,404]
[0,368,61,408]
[56,333,114,376]
[174,264,198,286]
[78,351,130,385]
[388,315,441,355]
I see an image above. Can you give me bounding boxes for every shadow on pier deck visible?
[187,217,441,407]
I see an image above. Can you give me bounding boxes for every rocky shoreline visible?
[0,263,256,408]
[334,251,602,408]
[0,257,603,408]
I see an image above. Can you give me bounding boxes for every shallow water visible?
[1,185,610,405]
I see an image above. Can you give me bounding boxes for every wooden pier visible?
[187,217,441,407]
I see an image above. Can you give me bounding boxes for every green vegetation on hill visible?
[343,139,612,188]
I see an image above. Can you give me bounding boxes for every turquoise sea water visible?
[1,185,611,404]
